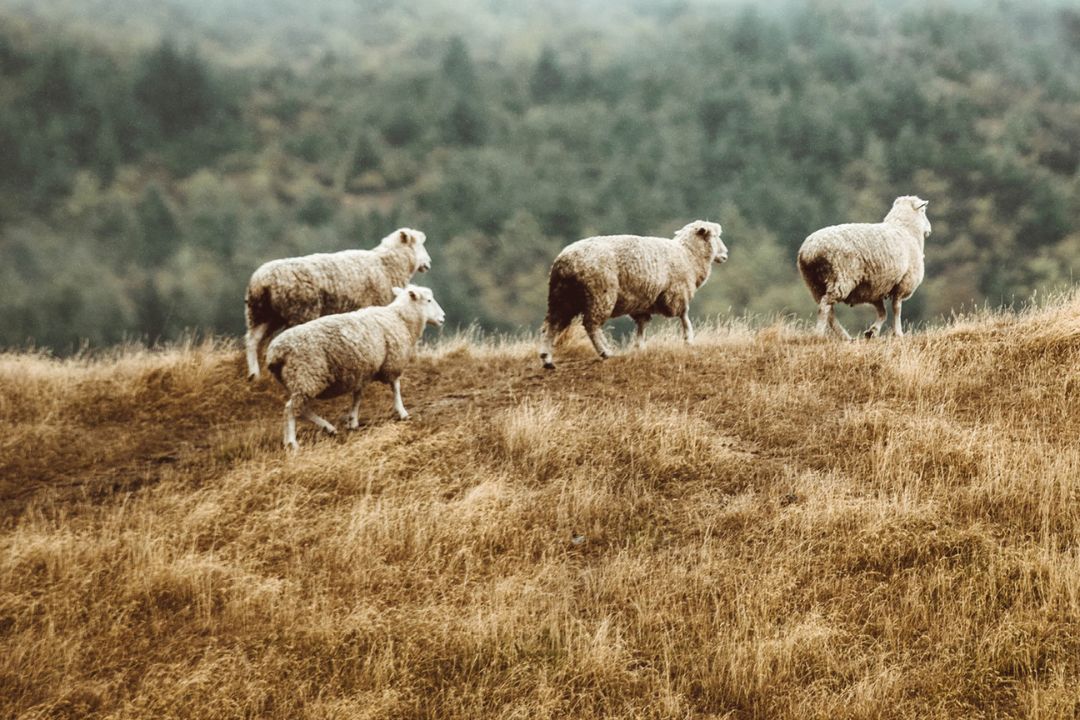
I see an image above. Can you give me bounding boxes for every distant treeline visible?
[1,0,1079,351]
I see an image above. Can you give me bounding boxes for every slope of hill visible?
[2,298,1079,718]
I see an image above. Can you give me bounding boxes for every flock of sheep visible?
[244,196,932,449]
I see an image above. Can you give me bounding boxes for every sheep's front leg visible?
[892,296,905,337]
[679,311,694,344]
[632,314,650,349]
[583,296,615,359]
[246,322,269,379]
[864,300,887,339]
[391,378,409,420]
[347,387,364,430]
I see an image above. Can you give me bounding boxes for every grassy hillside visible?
[2,299,1079,718]
[4,0,1080,350]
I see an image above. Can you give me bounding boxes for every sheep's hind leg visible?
[892,296,905,337]
[539,320,562,370]
[347,387,364,430]
[283,396,302,451]
[864,300,887,339]
[631,314,650,350]
[246,322,269,379]
[301,405,338,436]
[679,311,695,344]
[818,295,851,340]
[391,379,409,420]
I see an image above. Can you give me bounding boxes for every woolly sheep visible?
[797,196,931,339]
[244,228,432,379]
[538,220,728,369]
[265,284,445,451]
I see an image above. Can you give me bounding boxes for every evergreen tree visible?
[134,40,214,138]
[530,46,565,104]
[135,184,180,266]
[441,36,477,94]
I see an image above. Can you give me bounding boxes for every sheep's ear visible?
[408,288,419,301]
[916,200,929,210]
[399,230,412,245]
[392,286,404,297]
[695,225,710,238]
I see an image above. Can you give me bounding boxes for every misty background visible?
[1,0,1079,351]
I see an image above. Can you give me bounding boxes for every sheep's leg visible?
[584,320,612,359]
[283,396,301,451]
[583,291,616,360]
[391,379,409,420]
[539,320,560,370]
[301,406,338,436]
[892,296,905,337]
[818,295,851,340]
[815,297,833,336]
[631,315,650,349]
[245,322,269,379]
[864,300,887,339]
[347,388,364,430]
[680,311,695,344]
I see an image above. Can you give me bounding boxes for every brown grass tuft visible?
[2,294,1080,718]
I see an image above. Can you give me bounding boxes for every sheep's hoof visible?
[543,361,556,370]
[863,329,877,339]
[247,372,259,382]
[285,442,299,452]
[396,412,411,422]
[599,352,610,360]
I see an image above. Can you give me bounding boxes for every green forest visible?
[1,0,1079,351]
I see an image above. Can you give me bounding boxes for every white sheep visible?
[797,196,931,339]
[265,284,445,451]
[538,220,728,369]
[244,228,432,379]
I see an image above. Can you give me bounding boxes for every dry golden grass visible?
[2,295,1079,719]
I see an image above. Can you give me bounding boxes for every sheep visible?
[538,220,728,369]
[244,227,432,379]
[265,284,445,451]
[797,196,931,340]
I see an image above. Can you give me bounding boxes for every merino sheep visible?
[797,196,931,339]
[538,220,728,369]
[265,284,445,451]
[244,228,432,379]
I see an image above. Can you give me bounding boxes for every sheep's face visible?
[913,199,932,239]
[411,231,432,273]
[383,228,432,272]
[683,221,728,264]
[891,197,931,240]
[394,285,445,327]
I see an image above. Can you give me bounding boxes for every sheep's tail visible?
[797,252,832,303]
[245,283,275,328]
[544,259,587,332]
[267,356,286,384]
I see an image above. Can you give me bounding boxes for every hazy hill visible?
[2,299,1079,717]
[2,0,1080,351]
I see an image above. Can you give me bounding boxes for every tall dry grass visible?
[1,295,1079,719]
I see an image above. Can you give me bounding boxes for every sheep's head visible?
[382,228,432,272]
[888,196,932,240]
[678,220,728,264]
[393,284,445,327]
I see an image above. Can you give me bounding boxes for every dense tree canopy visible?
[0,0,1078,351]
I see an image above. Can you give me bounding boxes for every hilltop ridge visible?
[2,298,1079,718]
